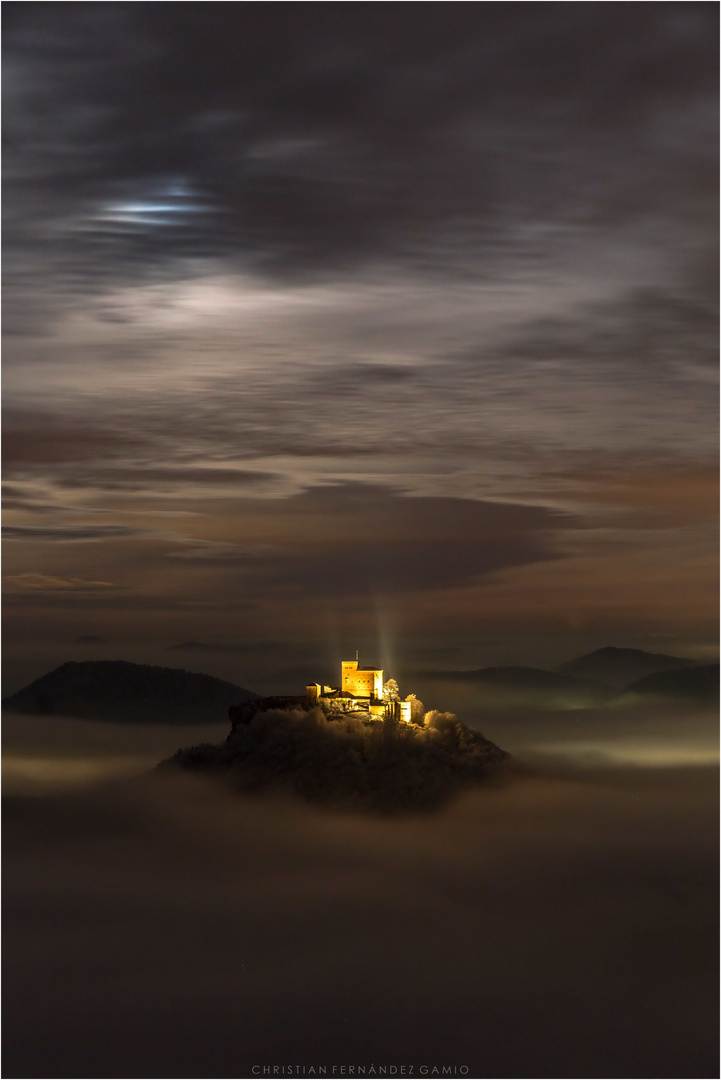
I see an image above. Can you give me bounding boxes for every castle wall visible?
[305,661,411,722]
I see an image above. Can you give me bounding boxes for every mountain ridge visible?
[557,646,697,687]
[621,663,719,700]
[3,660,257,724]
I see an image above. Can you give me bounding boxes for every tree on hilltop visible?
[382,678,400,702]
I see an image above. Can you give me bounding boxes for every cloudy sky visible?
[3,3,718,693]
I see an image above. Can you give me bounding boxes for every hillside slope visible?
[622,664,719,701]
[3,660,257,724]
[559,647,696,687]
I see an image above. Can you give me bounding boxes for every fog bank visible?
[4,764,718,1078]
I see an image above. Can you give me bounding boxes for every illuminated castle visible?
[306,655,412,723]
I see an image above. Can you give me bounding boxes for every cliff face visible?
[228,696,307,732]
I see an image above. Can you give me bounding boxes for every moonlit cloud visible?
[2,15,717,1080]
[2,4,717,691]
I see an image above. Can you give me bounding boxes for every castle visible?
[306,656,412,723]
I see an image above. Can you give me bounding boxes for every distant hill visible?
[423,666,613,709]
[622,664,719,701]
[558,647,696,687]
[3,661,257,724]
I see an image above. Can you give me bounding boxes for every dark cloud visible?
[3,523,148,543]
[131,483,573,592]
[252,483,572,594]
[1,405,389,490]
[497,286,719,374]
[5,572,116,592]
[164,538,277,562]
[4,482,572,592]
[1,590,247,615]
[271,535,552,595]
[53,465,280,493]
[1,488,67,515]
[2,5,717,696]
[3,3,716,300]
[2,416,150,470]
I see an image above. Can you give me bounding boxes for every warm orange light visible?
[307,660,413,721]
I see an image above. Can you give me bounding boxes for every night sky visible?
[3,8,719,1079]
[4,3,718,694]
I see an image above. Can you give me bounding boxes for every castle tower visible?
[341,657,383,699]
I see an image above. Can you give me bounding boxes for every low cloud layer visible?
[3,762,717,1079]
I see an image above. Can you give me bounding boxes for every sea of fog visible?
[3,695,718,796]
[3,704,718,1078]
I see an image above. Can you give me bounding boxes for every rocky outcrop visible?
[162,705,510,813]
[228,695,307,731]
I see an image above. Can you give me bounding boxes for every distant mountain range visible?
[3,661,257,724]
[557,646,697,687]
[622,664,719,701]
[418,648,716,709]
[3,648,716,724]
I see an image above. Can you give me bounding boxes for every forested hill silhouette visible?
[413,646,712,710]
[3,661,257,724]
[621,663,719,701]
[558,647,696,687]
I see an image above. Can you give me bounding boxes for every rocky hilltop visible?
[162,700,509,813]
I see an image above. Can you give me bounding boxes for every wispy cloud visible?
[3,524,148,543]
[6,573,116,591]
